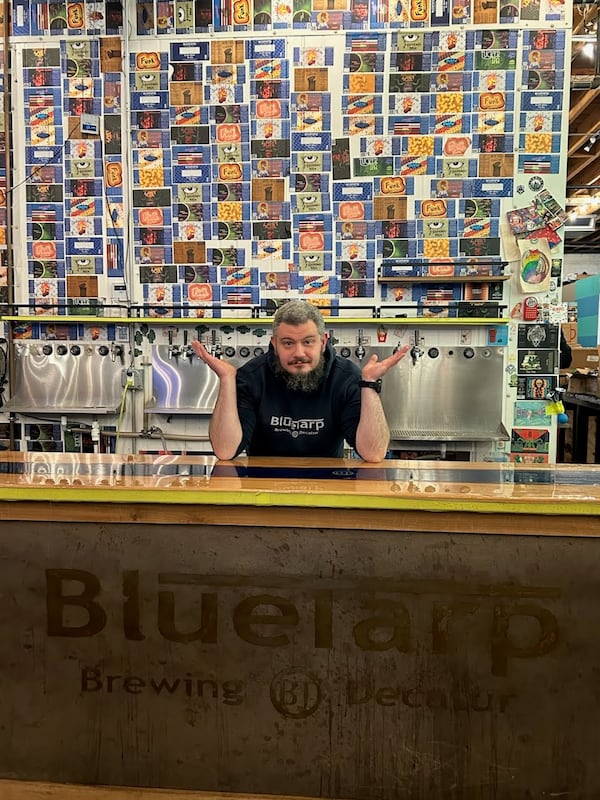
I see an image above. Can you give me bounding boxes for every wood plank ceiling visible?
[566,0,600,253]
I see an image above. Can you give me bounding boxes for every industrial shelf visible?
[377,275,511,283]
[1,314,509,326]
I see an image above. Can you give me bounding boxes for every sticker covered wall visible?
[7,0,571,321]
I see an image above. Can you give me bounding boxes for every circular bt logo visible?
[270,668,322,718]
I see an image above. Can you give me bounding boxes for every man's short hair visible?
[272,300,325,336]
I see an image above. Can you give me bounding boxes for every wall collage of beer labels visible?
[7,0,570,321]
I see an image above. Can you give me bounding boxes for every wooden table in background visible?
[560,391,600,463]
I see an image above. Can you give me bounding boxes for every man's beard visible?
[273,353,326,392]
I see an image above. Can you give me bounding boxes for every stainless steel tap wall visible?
[372,345,506,441]
[148,344,506,441]
[9,341,126,413]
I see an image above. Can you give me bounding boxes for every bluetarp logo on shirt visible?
[271,416,325,438]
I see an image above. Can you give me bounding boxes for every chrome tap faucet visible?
[182,330,194,362]
[355,329,366,360]
[167,328,179,360]
[210,329,222,358]
[110,342,124,363]
[410,330,423,365]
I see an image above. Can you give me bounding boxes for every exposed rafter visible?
[566,3,600,251]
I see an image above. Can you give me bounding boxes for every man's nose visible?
[290,341,308,358]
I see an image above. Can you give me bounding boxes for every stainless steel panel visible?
[8,341,125,413]
[147,345,219,413]
[146,345,262,414]
[148,343,505,439]
[345,345,507,441]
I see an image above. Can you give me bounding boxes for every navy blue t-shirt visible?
[235,341,362,457]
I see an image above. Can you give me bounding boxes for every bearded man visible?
[192,300,408,461]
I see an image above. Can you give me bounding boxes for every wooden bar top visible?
[0,780,324,800]
[0,452,598,517]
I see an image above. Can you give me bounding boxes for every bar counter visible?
[0,452,599,534]
[1,454,600,799]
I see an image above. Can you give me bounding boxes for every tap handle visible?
[111,343,124,363]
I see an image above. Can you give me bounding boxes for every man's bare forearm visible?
[355,389,390,462]
[209,376,243,460]
[354,347,408,461]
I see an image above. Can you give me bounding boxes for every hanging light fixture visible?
[583,134,598,153]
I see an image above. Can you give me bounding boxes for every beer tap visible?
[355,328,366,361]
[211,329,222,359]
[183,329,194,363]
[110,342,124,363]
[167,328,181,361]
[410,330,423,365]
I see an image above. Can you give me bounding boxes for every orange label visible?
[219,163,242,181]
[216,124,242,142]
[256,100,282,118]
[338,202,364,220]
[233,0,251,23]
[136,52,161,71]
[298,232,324,251]
[139,208,163,226]
[479,92,505,111]
[105,162,122,188]
[380,176,406,195]
[188,284,213,302]
[410,0,428,21]
[428,262,455,277]
[421,199,447,217]
[444,136,470,156]
[67,3,85,28]
[32,242,57,259]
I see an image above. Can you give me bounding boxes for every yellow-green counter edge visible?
[0,485,597,516]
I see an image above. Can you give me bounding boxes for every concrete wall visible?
[564,253,600,277]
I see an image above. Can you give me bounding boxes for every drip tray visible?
[390,424,509,442]
[144,403,214,415]
[6,402,120,414]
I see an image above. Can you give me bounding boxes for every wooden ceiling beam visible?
[567,150,600,183]
[566,3,600,252]
[567,158,600,189]
[569,87,600,125]
[567,97,600,162]
[573,2,598,34]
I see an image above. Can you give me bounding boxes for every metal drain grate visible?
[391,427,509,442]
